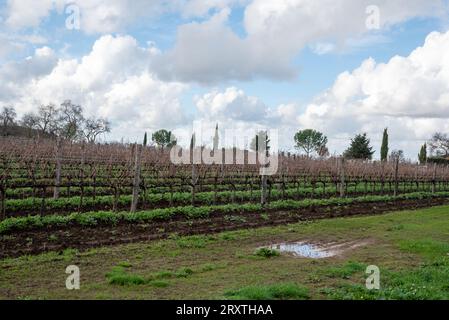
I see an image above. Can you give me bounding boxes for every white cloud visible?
[195,86,268,121]
[4,0,448,83]
[156,0,448,83]
[4,0,63,29]
[298,30,449,158]
[4,0,165,33]
[191,88,304,151]
[183,29,449,157]
[0,34,24,60]
[0,35,189,140]
[310,43,336,55]
[3,0,246,34]
[180,0,248,18]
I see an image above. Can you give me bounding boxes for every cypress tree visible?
[143,132,147,147]
[213,124,219,150]
[418,143,427,164]
[380,128,389,162]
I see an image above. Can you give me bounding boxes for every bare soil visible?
[1,197,448,259]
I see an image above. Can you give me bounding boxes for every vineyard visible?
[1,136,449,258]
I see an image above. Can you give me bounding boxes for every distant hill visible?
[1,125,54,139]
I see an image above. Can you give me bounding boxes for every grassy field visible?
[1,205,449,300]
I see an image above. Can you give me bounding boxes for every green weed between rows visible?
[1,191,449,235]
[4,183,439,212]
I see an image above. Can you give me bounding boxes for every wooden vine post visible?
[339,157,346,197]
[432,163,437,194]
[190,134,199,206]
[393,156,399,197]
[78,142,86,213]
[191,160,197,206]
[130,139,144,213]
[261,174,268,207]
[53,137,62,199]
[0,186,4,221]
[0,155,6,221]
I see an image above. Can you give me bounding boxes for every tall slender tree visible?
[418,143,427,164]
[143,132,148,147]
[213,124,219,150]
[380,128,389,162]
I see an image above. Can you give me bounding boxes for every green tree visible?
[294,129,328,157]
[152,129,176,149]
[418,143,427,164]
[380,128,389,162]
[344,133,375,160]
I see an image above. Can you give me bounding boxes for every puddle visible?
[269,242,335,258]
[266,240,372,259]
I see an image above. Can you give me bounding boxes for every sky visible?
[0,0,449,159]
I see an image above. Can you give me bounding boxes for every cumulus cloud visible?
[3,0,246,34]
[4,0,166,33]
[186,29,449,157]
[0,34,24,61]
[156,0,448,83]
[190,87,304,150]
[0,35,189,140]
[298,30,449,158]
[3,0,448,83]
[195,86,268,121]
[180,0,248,18]
[4,0,63,29]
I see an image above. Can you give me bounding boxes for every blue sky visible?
[1,0,449,158]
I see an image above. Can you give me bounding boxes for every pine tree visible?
[418,143,427,164]
[343,133,375,160]
[294,129,328,158]
[380,128,389,162]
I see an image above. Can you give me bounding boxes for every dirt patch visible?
[1,197,448,259]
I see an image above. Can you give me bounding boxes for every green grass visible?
[1,205,449,300]
[106,267,147,286]
[323,257,449,300]
[254,247,280,258]
[324,261,367,279]
[225,283,310,300]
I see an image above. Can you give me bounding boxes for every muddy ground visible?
[1,197,448,259]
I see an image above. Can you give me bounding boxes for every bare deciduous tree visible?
[0,106,17,135]
[37,104,59,135]
[58,100,84,140]
[82,118,111,143]
[429,132,449,157]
